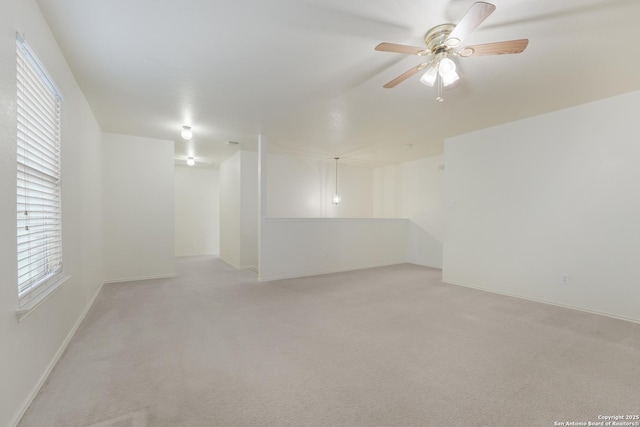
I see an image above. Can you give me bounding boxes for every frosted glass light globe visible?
[438,58,456,76]
[181,126,193,140]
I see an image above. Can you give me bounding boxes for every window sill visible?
[16,275,71,322]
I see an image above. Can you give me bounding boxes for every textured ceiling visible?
[36,0,640,167]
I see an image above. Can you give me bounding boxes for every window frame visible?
[16,34,66,316]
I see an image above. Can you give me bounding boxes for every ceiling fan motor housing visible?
[424,24,456,55]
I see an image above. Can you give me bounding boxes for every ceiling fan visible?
[375,2,528,101]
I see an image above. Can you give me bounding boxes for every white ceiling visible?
[36,0,640,167]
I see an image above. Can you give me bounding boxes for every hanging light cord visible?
[334,157,339,194]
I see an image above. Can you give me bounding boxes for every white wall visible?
[267,153,373,218]
[444,90,640,322]
[174,165,220,256]
[1,2,104,426]
[374,155,445,268]
[220,151,242,266]
[219,151,258,270]
[259,218,408,281]
[103,133,175,282]
[258,141,408,281]
[240,151,259,269]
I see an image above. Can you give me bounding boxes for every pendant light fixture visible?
[181,125,193,140]
[182,125,194,166]
[332,157,341,205]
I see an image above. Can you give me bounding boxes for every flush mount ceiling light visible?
[181,126,193,140]
[375,1,528,102]
[187,156,195,166]
[332,157,341,205]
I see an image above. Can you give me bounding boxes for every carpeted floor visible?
[19,257,640,426]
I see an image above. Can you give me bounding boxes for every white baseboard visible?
[241,265,258,273]
[103,273,174,284]
[218,257,241,270]
[175,253,219,258]
[406,261,443,271]
[10,280,105,427]
[218,257,258,273]
[258,262,407,282]
[442,279,640,325]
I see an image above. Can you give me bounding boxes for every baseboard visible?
[258,261,406,282]
[10,280,105,427]
[175,253,219,258]
[219,257,241,270]
[218,258,257,273]
[442,279,640,325]
[241,265,258,273]
[103,273,175,284]
[406,261,443,270]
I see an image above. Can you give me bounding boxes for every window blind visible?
[16,36,64,303]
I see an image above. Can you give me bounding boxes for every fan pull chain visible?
[436,73,444,102]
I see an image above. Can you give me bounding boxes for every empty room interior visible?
[2,0,640,426]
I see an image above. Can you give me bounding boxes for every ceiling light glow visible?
[419,66,437,87]
[181,126,193,140]
[441,70,460,87]
[438,58,456,76]
[332,157,341,205]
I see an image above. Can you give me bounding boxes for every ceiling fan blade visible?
[375,42,429,56]
[459,39,529,57]
[383,63,429,88]
[445,2,496,48]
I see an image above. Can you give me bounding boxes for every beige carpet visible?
[19,257,640,426]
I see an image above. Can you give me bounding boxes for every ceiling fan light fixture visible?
[438,57,457,76]
[441,70,460,87]
[374,2,529,98]
[419,66,437,87]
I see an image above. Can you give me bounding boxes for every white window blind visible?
[16,35,64,303]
